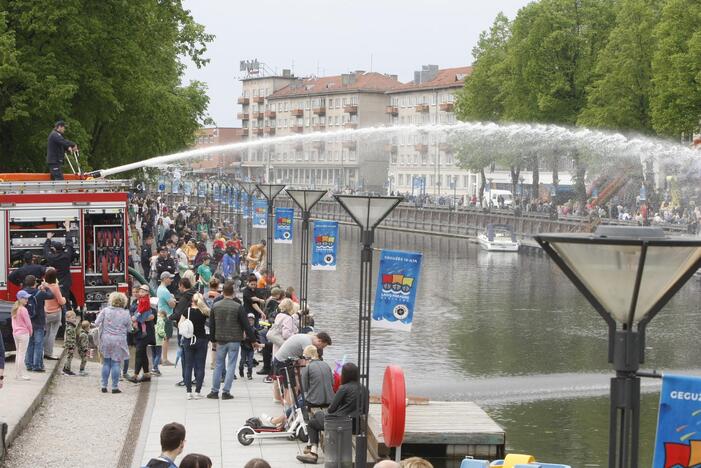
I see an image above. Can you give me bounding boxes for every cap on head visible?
[160,271,174,280]
[16,290,32,301]
[54,120,67,128]
[247,313,255,319]
[139,284,150,292]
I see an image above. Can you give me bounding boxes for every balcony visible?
[251,112,264,120]
[237,112,249,121]
[242,128,249,137]
[265,127,276,136]
[385,106,398,116]
[415,104,429,113]
[312,124,325,132]
[265,110,276,119]
[313,107,326,116]
[343,140,357,150]
[385,144,397,154]
[254,128,264,136]
[292,125,304,133]
[344,104,358,114]
[414,143,429,153]
[312,140,325,150]
[291,108,304,117]
[439,102,454,112]
[252,96,265,104]
[237,97,249,105]
[343,122,358,129]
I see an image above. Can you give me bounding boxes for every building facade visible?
[190,127,245,175]
[238,70,400,192]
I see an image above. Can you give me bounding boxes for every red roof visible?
[268,72,401,99]
[387,66,473,93]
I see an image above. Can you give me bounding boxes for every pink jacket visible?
[44,283,66,314]
[12,306,33,336]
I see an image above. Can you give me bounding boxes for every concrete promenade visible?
[0,346,64,450]
[133,346,315,468]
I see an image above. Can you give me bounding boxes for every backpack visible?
[25,290,39,319]
[178,308,195,341]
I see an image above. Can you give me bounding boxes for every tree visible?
[650,0,701,138]
[578,0,663,133]
[0,0,213,173]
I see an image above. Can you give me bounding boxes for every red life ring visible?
[381,365,406,447]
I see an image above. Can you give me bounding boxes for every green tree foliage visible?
[0,0,213,173]
[650,0,701,137]
[579,0,663,133]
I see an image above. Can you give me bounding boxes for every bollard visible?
[323,415,353,468]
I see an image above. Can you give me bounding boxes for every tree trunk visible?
[572,152,587,211]
[531,155,539,201]
[479,168,486,207]
[552,155,560,201]
[510,165,521,198]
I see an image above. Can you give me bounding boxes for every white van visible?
[485,189,514,207]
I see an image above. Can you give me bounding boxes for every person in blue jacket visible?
[221,246,239,282]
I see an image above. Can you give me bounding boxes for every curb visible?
[124,375,157,468]
[4,348,65,449]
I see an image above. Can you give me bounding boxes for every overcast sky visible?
[182,0,532,127]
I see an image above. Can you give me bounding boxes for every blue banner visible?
[228,187,234,208]
[184,181,192,196]
[157,178,166,193]
[242,192,250,218]
[213,183,220,202]
[274,207,294,244]
[311,221,338,271]
[172,179,180,194]
[221,185,228,205]
[372,250,423,332]
[197,182,205,198]
[252,198,268,229]
[234,189,241,211]
[653,374,701,467]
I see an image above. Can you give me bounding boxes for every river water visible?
[266,224,701,467]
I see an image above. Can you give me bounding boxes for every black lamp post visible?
[535,225,701,468]
[286,189,327,327]
[237,180,258,249]
[334,194,403,468]
[233,180,243,235]
[255,183,287,274]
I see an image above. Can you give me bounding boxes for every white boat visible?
[477,224,520,252]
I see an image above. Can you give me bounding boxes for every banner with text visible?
[172,179,180,194]
[372,249,422,332]
[197,182,205,198]
[274,207,294,244]
[311,221,338,270]
[242,192,250,218]
[184,181,192,196]
[157,178,166,193]
[253,198,268,229]
[653,374,701,467]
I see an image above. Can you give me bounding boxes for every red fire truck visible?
[0,175,132,316]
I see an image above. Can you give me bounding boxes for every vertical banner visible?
[184,181,192,196]
[653,374,701,467]
[228,188,234,208]
[274,207,294,244]
[372,250,423,332]
[311,221,338,270]
[252,198,268,229]
[172,179,180,194]
[213,183,220,202]
[221,185,228,205]
[234,189,241,211]
[242,192,250,218]
[157,178,166,193]
[197,181,205,198]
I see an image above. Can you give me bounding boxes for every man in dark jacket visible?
[44,222,75,301]
[8,251,46,286]
[22,275,54,372]
[155,247,178,294]
[46,121,77,180]
[207,280,257,400]
[143,422,185,468]
[172,277,196,387]
[141,235,154,278]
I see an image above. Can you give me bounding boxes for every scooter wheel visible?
[237,427,255,446]
[296,426,309,443]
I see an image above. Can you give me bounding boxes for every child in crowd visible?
[62,310,78,376]
[239,313,260,380]
[77,320,90,376]
[134,284,153,336]
[152,310,167,376]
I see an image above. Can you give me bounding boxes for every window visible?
[342,98,348,106]
[305,118,311,127]
[284,101,289,111]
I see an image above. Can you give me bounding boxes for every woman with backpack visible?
[179,293,210,400]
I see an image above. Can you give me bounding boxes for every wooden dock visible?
[367,401,505,460]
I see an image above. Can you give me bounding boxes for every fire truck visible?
[0,174,132,317]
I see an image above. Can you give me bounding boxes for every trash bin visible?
[324,415,353,468]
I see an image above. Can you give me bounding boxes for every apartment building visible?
[385,65,474,198]
[238,70,400,191]
[190,127,245,175]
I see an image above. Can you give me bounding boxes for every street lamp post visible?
[334,194,403,468]
[535,226,701,468]
[237,180,258,249]
[255,183,287,274]
[286,189,327,327]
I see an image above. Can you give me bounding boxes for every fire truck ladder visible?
[0,179,132,194]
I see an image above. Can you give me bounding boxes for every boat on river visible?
[477,224,520,252]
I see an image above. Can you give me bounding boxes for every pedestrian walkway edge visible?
[5,348,65,448]
[128,375,159,468]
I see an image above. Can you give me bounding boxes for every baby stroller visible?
[236,360,309,445]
